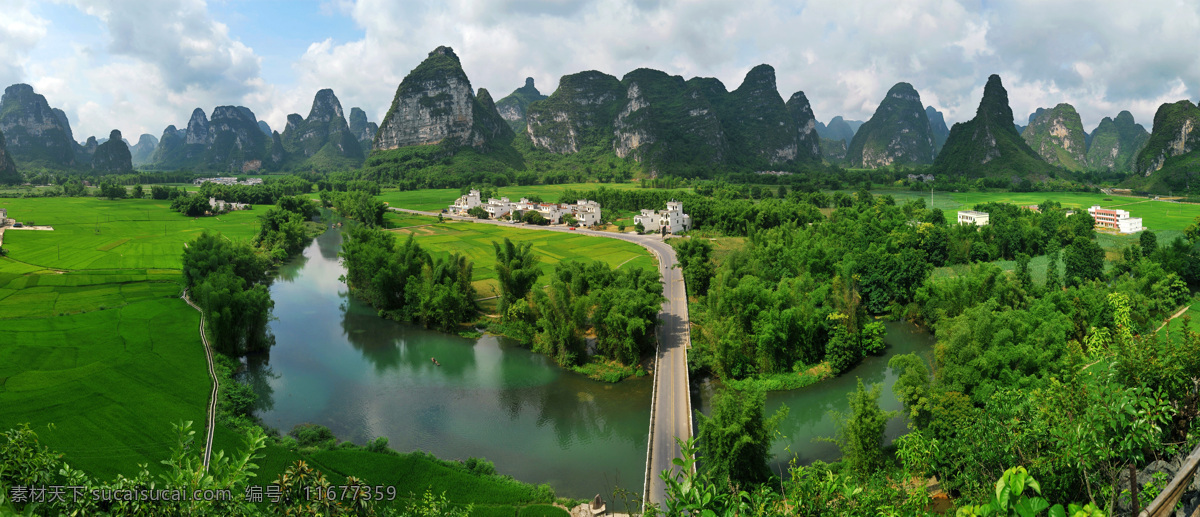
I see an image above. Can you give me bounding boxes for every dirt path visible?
[181,289,219,470]
[1156,304,1193,334]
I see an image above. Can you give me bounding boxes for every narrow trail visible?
[181,289,219,470]
[1156,304,1193,334]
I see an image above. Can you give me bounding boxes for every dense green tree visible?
[1046,241,1061,291]
[696,387,788,489]
[1063,236,1104,286]
[1140,229,1158,256]
[1015,252,1032,291]
[829,379,897,479]
[674,238,715,297]
[889,353,932,429]
[493,238,540,315]
[182,233,274,355]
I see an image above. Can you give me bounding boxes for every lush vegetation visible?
[931,75,1058,178]
[340,226,477,332]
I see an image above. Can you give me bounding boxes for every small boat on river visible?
[431,357,440,366]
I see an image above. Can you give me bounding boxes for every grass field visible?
[859,189,1200,232]
[377,182,665,212]
[0,197,261,269]
[0,197,263,479]
[393,221,656,301]
[1160,300,1200,337]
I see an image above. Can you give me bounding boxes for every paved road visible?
[388,208,691,505]
[181,289,219,470]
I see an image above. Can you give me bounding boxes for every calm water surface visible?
[247,224,652,499]
[694,321,935,473]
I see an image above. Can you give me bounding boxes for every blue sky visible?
[2,0,1198,143]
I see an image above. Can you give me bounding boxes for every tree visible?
[467,206,489,219]
[696,387,788,488]
[889,353,932,429]
[1140,229,1158,257]
[829,378,897,479]
[1063,236,1103,286]
[493,238,540,316]
[1015,252,1033,291]
[1045,241,1061,291]
[674,238,715,297]
[132,184,144,198]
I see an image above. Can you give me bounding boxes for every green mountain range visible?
[347,107,378,154]
[1128,100,1200,193]
[526,70,625,154]
[846,82,936,168]
[930,74,1055,177]
[610,68,728,170]
[1020,103,1089,171]
[495,77,547,134]
[1085,111,1148,172]
[149,105,273,172]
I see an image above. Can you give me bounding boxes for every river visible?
[245,224,652,500]
[692,321,935,474]
[248,221,934,499]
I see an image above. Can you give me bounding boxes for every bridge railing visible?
[1139,442,1200,517]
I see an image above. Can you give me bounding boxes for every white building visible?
[1087,205,1143,234]
[483,197,513,219]
[194,177,263,186]
[451,189,482,214]
[957,210,990,226]
[209,198,247,211]
[572,199,602,227]
[635,200,692,234]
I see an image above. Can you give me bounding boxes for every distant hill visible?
[930,74,1055,177]
[815,116,861,144]
[347,107,377,154]
[148,105,272,172]
[526,70,625,154]
[129,134,158,165]
[92,129,133,173]
[280,88,364,170]
[1021,103,1089,171]
[610,68,729,170]
[926,106,949,154]
[0,84,79,169]
[494,77,547,133]
[1086,110,1148,172]
[846,83,936,168]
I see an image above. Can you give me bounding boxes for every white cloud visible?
[0,0,49,89]
[15,0,1200,145]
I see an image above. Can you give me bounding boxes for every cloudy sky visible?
[3,0,1198,142]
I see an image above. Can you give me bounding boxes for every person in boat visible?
[431,357,440,366]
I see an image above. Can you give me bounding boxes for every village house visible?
[194,177,264,186]
[634,200,691,234]
[209,198,248,212]
[1088,205,1143,233]
[957,210,990,226]
[447,192,604,227]
[451,189,482,214]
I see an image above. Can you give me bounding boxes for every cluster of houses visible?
[957,205,1143,234]
[193,177,264,186]
[450,190,603,227]
[208,198,248,212]
[448,189,693,234]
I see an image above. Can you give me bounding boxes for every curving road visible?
[181,289,219,471]
[387,208,691,506]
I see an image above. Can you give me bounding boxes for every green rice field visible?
[393,221,656,300]
[0,197,262,479]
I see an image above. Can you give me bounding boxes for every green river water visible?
[249,223,933,499]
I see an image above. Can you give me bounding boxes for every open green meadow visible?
[0,197,260,269]
[0,197,264,479]
[393,221,656,300]
[377,181,661,212]
[861,189,1200,232]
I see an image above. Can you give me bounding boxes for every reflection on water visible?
[694,321,935,472]
[248,221,652,499]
